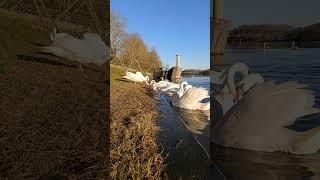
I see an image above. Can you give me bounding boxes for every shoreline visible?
[110,65,165,178]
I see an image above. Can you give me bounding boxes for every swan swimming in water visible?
[213,62,320,154]
[214,63,250,115]
[171,82,210,111]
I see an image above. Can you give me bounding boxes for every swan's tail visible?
[293,126,320,154]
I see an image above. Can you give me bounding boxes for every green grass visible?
[110,64,125,85]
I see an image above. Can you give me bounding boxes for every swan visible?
[149,79,172,92]
[213,64,320,154]
[214,62,249,115]
[123,71,150,85]
[42,28,109,66]
[162,81,193,96]
[171,84,210,111]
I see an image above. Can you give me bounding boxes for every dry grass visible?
[0,9,110,179]
[110,65,165,179]
[0,58,109,179]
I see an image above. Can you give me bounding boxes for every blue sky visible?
[111,0,210,70]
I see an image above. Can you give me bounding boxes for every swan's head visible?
[150,80,156,85]
[227,63,250,95]
[179,81,190,92]
[233,73,264,103]
[180,81,188,87]
[233,84,245,103]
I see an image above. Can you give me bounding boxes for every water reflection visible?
[212,144,320,180]
[157,95,209,178]
[175,107,210,157]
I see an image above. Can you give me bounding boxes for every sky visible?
[111,0,210,70]
[224,0,320,28]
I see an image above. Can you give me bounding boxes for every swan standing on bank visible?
[123,71,150,85]
[42,28,109,66]
[213,63,320,154]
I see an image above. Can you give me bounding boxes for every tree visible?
[121,33,148,70]
[110,11,127,58]
[148,47,162,69]
[110,11,163,72]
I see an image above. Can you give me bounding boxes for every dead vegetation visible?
[110,65,165,179]
[0,9,109,179]
[0,58,109,179]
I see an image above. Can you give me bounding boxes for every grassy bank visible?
[0,12,108,178]
[0,58,108,179]
[110,64,165,178]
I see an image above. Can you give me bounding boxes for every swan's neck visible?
[238,74,264,94]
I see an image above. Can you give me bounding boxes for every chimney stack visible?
[176,54,180,69]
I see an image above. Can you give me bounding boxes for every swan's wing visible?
[240,81,319,127]
[124,72,140,81]
[214,81,320,153]
[135,72,146,81]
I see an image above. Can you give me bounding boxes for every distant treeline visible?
[227,23,320,48]
[182,69,210,76]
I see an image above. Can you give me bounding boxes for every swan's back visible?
[214,80,320,154]
[182,87,209,101]
[44,31,108,65]
[175,87,209,110]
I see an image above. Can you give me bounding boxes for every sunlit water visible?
[156,76,210,178]
[211,48,320,180]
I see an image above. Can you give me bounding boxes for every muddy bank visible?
[110,65,165,178]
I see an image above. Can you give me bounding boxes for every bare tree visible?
[110,11,127,59]
[120,33,147,70]
[148,47,162,70]
[110,11,163,72]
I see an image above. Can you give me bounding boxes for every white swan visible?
[123,71,150,85]
[160,81,192,96]
[214,63,249,115]
[171,84,210,111]
[149,79,173,92]
[42,28,109,66]
[213,64,320,154]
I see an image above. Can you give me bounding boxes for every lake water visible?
[211,48,320,179]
